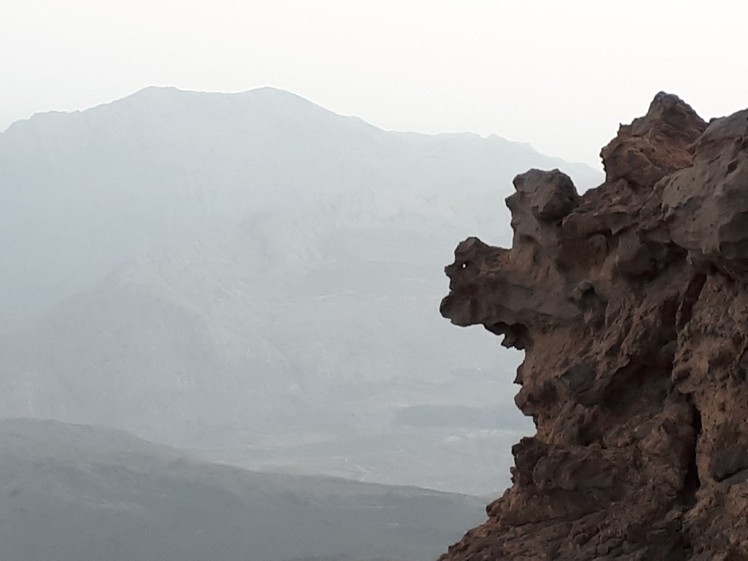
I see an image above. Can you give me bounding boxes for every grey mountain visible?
[0,418,483,561]
[0,87,602,494]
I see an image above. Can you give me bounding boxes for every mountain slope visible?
[0,418,484,561]
[0,87,602,495]
[0,192,529,494]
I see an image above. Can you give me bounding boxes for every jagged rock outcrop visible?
[439,93,748,560]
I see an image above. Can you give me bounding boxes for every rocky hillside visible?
[439,93,748,559]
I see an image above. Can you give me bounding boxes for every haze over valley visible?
[1,87,601,559]
[1,87,602,490]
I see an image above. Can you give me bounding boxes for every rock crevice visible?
[440,94,748,560]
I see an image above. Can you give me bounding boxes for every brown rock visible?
[439,93,748,560]
[600,92,706,187]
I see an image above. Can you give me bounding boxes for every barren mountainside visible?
[0,419,483,561]
[0,87,602,494]
[440,94,748,559]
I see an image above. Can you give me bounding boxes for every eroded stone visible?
[439,93,748,560]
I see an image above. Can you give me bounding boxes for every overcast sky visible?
[3,1,747,167]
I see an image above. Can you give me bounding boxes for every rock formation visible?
[439,93,748,560]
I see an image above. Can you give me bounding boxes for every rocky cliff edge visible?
[440,93,748,560]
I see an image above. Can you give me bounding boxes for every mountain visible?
[0,87,602,495]
[0,418,484,561]
[0,86,599,327]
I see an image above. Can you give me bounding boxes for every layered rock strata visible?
[440,93,748,560]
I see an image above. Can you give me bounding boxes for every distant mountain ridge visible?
[0,87,602,494]
[0,86,598,325]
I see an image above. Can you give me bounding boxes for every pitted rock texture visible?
[440,93,748,561]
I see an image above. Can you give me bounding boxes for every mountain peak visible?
[116,84,329,113]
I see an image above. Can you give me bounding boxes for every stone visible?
[439,93,748,560]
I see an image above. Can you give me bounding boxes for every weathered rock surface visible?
[440,93,748,560]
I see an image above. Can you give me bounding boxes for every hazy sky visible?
[4,0,747,167]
